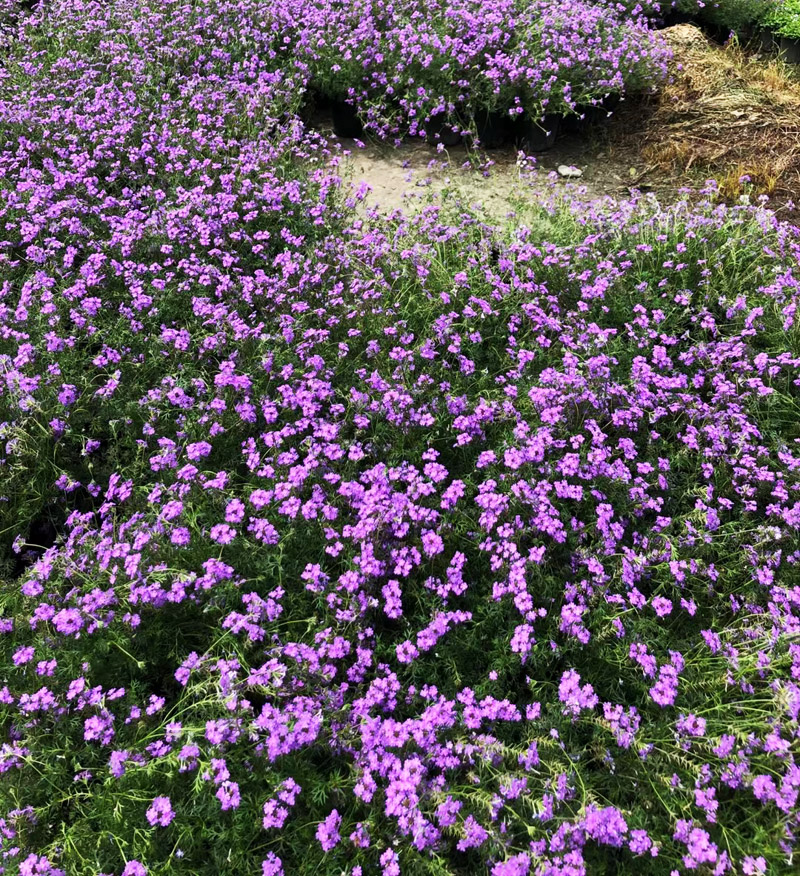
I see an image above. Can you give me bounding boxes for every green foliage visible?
[765,0,800,37]
[3,185,800,873]
[676,0,779,30]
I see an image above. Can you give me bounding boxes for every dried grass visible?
[616,24,800,208]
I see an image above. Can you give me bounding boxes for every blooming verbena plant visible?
[296,0,670,140]
[1,1,800,876]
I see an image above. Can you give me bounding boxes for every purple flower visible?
[558,669,598,717]
[225,499,246,523]
[57,384,77,405]
[12,646,35,666]
[649,663,679,707]
[421,529,444,557]
[316,809,342,851]
[146,796,175,828]
[456,814,489,851]
[628,829,655,856]
[492,853,531,876]
[209,523,237,544]
[752,775,777,803]
[19,855,65,876]
[261,854,284,876]
[186,441,212,460]
[583,805,628,847]
[216,781,241,811]
[380,849,400,876]
[676,713,706,738]
[170,527,191,546]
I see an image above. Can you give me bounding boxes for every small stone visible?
[557,164,582,178]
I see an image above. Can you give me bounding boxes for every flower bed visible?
[297,0,671,142]
[303,0,667,137]
[1,3,800,876]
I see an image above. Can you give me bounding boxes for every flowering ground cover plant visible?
[0,0,673,147]
[300,0,671,140]
[1,1,800,875]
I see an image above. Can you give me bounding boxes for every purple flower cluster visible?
[291,0,671,138]
[0,2,798,876]
[145,796,175,828]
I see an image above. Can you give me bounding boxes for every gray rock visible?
[557,164,583,178]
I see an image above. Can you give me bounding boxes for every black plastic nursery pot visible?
[652,9,751,45]
[582,104,609,126]
[308,87,333,111]
[730,24,760,46]
[561,93,618,134]
[780,35,800,65]
[571,103,609,129]
[331,100,363,138]
[560,111,586,135]
[705,23,736,45]
[474,109,511,149]
[425,112,462,147]
[758,28,776,53]
[658,9,697,29]
[514,113,561,153]
[299,88,323,125]
[601,92,620,113]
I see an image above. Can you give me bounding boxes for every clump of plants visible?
[224,0,672,141]
[764,0,800,38]
[342,0,670,140]
[668,0,779,31]
[1,2,800,876]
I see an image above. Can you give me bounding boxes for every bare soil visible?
[332,126,659,218]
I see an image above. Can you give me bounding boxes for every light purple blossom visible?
[146,796,175,828]
[316,809,342,850]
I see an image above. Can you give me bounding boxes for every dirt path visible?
[331,124,660,217]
